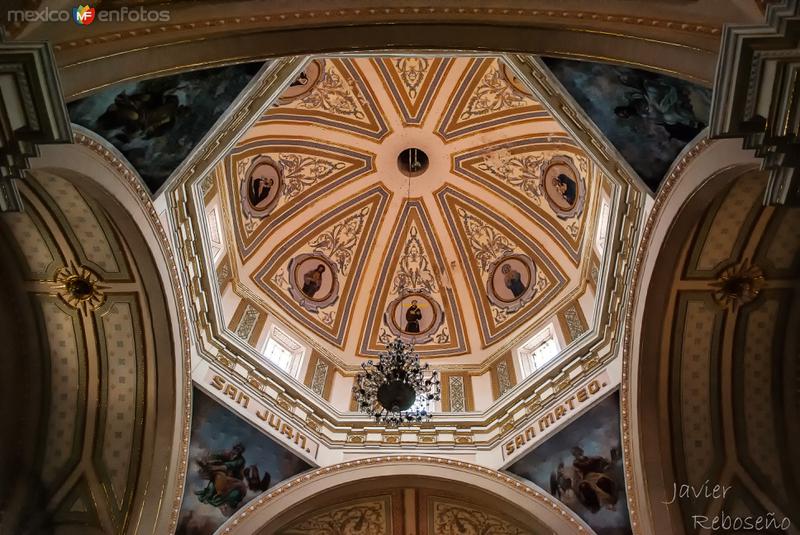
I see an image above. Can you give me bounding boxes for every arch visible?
[23,1,754,100]
[218,456,592,534]
[0,132,191,534]
[622,137,800,533]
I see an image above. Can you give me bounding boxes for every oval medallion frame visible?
[288,253,339,312]
[241,155,284,219]
[277,59,325,105]
[384,292,444,345]
[501,62,534,98]
[540,155,586,220]
[486,254,537,313]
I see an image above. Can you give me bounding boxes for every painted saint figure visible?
[193,442,273,517]
[502,263,526,298]
[248,175,274,207]
[290,71,309,88]
[195,443,247,510]
[302,264,326,298]
[97,89,187,142]
[569,445,621,514]
[405,300,422,333]
[554,173,577,206]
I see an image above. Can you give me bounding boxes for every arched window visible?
[262,324,305,377]
[518,324,560,378]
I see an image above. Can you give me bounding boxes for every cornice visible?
[51,8,722,55]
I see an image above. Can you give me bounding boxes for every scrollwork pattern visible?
[459,67,529,121]
[432,501,527,535]
[391,225,437,295]
[309,206,370,275]
[478,148,544,201]
[456,207,515,272]
[298,66,366,120]
[393,57,430,99]
[279,153,347,199]
[281,499,389,535]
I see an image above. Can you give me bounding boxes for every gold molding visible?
[619,136,711,535]
[72,132,193,534]
[53,8,722,56]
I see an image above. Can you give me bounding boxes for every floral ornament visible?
[53,263,107,314]
[710,260,765,311]
[457,207,515,272]
[309,206,369,275]
[279,153,346,199]
[459,66,528,120]
[298,66,366,119]
[478,148,544,201]
[394,57,430,99]
[391,225,438,296]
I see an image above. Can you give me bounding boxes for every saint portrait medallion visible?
[486,254,537,313]
[540,155,586,220]
[384,292,444,344]
[277,59,325,104]
[288,253,339,312]
[241,155,283,218]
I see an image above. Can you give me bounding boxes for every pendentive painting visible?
[68,62,264,194]
[543,57,711,192]
[506,392,632,535]
[176,387,312,535]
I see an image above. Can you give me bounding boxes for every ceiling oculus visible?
[397,147,429,177]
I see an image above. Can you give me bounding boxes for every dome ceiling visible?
[210,55,608,366]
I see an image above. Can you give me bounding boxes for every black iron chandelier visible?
[353,337,441,426]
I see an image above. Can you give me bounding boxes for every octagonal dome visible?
[201,54,613,396]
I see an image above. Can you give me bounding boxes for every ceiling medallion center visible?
[53,263,107,314]
[397,147,429,177]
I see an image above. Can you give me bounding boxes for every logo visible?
[73,5,95,25]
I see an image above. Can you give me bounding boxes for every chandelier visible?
[353,337,441,426]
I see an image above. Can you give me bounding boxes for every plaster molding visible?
[710,0,800,204]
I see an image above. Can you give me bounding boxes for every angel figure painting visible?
[176,388,311,535]
[543,58,711,192]
[506,392,632,535]
[68,62,264,193]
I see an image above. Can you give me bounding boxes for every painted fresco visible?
[543,58,711,192]
[176,387,311,535]
[506,392,632,535]
[69,62,264,194]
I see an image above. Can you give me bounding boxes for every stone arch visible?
[622,137,800,533]
[217,456,591,534]
[25,1,748,100]
[0,134,190,534]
